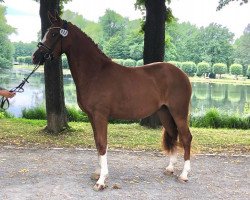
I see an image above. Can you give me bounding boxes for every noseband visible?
[37,20,68,61]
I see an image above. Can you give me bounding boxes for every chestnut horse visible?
[33,13,192,191]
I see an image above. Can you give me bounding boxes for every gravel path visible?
[0,147,249,200]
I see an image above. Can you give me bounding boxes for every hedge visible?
[213,63,227,77]
[197,62,211,77]
[230,63,243,77]
[123,59,136,67]
[167,61,182,68]
[112,59,124,65]
[181,61,197,76]
[246,65,250,77]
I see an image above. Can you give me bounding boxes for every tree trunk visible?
[140,0,166,128]
[40,0,68,133]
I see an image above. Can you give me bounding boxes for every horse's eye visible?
[52,33,57,37]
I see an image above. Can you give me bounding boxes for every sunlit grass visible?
[0,118,249,154]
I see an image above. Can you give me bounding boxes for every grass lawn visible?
[0,118,249,154]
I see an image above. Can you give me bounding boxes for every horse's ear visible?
[48,11,56,24]
[54,11,61,21]
[48,10,61,24]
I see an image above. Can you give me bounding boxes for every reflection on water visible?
[1,68,250,117]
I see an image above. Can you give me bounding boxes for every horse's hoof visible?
[164,170,174,176]
[93,183,107,191]
[91,173,100,181]
[177,176,188,183]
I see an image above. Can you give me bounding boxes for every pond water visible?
[1,68,250,117]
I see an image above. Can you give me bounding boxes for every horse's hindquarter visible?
[109,62,191,120]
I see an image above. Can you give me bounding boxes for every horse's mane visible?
[69,22,111,61]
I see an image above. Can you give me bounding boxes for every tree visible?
[13,41,37,60]
[233,24,250,75]
[196,23,234,65]
[136,0,169,128]
[103,35,130,59]
[39,0,68,133]
[166,21,199,62]
[99,9,128,41]
[217,0,248,10]
[0,5,15,70]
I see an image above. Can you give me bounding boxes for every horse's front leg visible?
[89,113,109,191]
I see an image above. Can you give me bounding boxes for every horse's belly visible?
[110,97,161,120]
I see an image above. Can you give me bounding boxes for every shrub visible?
[112,59,124,65]
[230,63,243,79]
[167,61,182,68]
[67,107,89,122]
[62,55,69,69]
[136,59,143,66]
[246,65,250,78]
[22,106,46,120]
[123,59,136,67]
[197,62,211,77]
[24,56,32,65]
[181,61,197,76]
[0,109,13,119]
[0,56,12,69]
[17,56,25,64]
[213,63,227,78]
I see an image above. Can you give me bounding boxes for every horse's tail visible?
[162,113,178,153]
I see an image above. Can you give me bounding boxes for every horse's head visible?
[33,12,69,65]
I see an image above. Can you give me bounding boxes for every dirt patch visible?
[0,146,249,200]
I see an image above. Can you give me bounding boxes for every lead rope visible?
[0,61,42,110]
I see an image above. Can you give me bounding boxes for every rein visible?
[0,62,42,110]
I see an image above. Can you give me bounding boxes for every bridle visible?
[0,20,68,110]
[37,20,68,61]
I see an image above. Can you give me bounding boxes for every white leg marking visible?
[179,160,191,181]
[166,151,177,173]
[96,152,108,186]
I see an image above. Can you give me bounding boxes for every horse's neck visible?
[65,26,110,90]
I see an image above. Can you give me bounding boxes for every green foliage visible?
[16,56,32,65]
[247,65,250,77]
[190,108,250,129]
[123,59,136,67]
[13,42,37,60]
[0,5,15,70]
[62,10,103,44]
[112,59,124,65]
[0,109,13,119]
[217,0,248,10]
[181,61,197,76]
[196,23,234,64]
[213,63,227,75]
[62,55,69,69]
[66,107,88,122]
[167,61,182,68]
[233,27,250,74]
[136,59,143,66]
[22,106,46,120]
[230,63,243,76]
[197,62,211,77]
[99,9,128,41]
[0,56,12,69]
[104,35,130,59]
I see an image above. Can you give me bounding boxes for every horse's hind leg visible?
[169,108,192,182]
[89,113,109,191]
[157,106,178,174]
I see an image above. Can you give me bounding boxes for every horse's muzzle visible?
[32,50,46,65]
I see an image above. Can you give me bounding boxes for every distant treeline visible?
[7,9,250,76]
